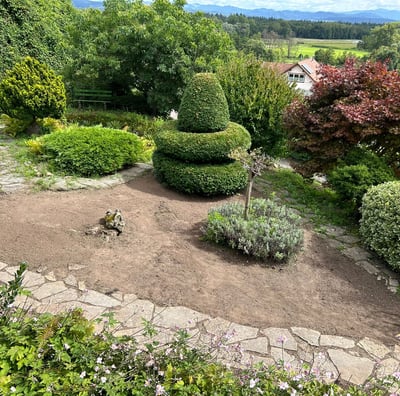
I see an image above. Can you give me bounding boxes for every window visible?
[288,73,305,83]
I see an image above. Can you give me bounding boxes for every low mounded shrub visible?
[177,73,229,133]
[154,121,251,163]
[39,126,144,176]
[152,151,248,196]
[328,147,395,206]
[360,181,400,271]
[203,198,304,262]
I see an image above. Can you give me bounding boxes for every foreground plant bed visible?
[1,264,398,395]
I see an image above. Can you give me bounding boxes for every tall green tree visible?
[0,0,76,77]
[217,54,297,157]
[362,22,400,70]
[65,0,234,115]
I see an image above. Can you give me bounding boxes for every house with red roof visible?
[266,58,321,96]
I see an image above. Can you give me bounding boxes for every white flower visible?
[64,343,70,350]
[96,357,103,364]
[100,377,107,384]
[10,387,16,393]
[80,371,86,378]
[249,378,259,388]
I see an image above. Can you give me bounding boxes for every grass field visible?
[287,38,370,60]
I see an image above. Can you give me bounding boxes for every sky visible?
[186,0,400,12]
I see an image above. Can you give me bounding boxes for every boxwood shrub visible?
[177,73,229,133]
[40,126,144,176]
[154,122,251,163]
[328,147,395,207]
[203,198,303,262]
[360,181,400,271]
[152,151,248,196]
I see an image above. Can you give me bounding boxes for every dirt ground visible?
[1,172,399,344]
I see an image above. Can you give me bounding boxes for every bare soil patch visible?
[1,173,399,343]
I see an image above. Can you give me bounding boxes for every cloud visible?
[187,0,400,12]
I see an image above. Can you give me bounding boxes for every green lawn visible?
[287,38,369,60]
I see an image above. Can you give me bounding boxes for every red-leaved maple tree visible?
[284,58,400,175]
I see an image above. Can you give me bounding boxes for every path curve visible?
[0,142,399,386]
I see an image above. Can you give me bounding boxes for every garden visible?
[0,15,400,394]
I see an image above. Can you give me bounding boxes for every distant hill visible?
[71,0,400,24]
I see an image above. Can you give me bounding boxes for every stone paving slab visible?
[1,263,400,387]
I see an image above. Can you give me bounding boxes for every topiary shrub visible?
[154,122,251,163]
[153,151,248,196]
[39,126,144,176]
[0,57,66,132]
[177,73,229,133]
[360,181,400,271]
[328,147,396,207]
[203,198,303,262]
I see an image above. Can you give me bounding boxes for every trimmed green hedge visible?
[154,121,251,163]
[153,151,248,196]
[41,126,144,176]
[177,73,229,133]
[360,181,400,271]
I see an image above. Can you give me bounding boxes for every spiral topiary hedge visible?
[177,73,229,133]
[360,181,400,271]
[153,151,248,196]
[154,121,251,163]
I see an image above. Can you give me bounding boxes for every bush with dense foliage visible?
[177,73,230,133]
[328,147,396,207]
[203,198,304,262]
[153,72,250,196]
[284,59,400,176]
[38,126,145,176]
[155,122,251,163]
[217,54,297,157]
[65,109,165,138]
[153,151,248,196]
[0,57,66,128]
[1,264,398,395]
[360,181,400,271]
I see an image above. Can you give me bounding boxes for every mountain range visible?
[72,0,400,23]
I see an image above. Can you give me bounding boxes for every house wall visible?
[285,65,315,96]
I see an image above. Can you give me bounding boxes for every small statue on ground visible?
[104,209,125,235]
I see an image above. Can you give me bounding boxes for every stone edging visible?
[1,262,399,387]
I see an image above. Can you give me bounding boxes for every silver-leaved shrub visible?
[203,198,304,262]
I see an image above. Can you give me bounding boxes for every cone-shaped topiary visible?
[177,73,229,133]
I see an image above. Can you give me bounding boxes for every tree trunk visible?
[244,172,253,220]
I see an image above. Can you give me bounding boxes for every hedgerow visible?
[154,121,251,163]
[153,151,248,196]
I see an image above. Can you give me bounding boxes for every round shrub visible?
[0,56,66,121]
[152,151,248,196]
[177,73,229,133]
[155,122,251,163]
[203,198,303,262]
[328,147,395,206]
[40,126,144,176]
[360,181,400,270]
